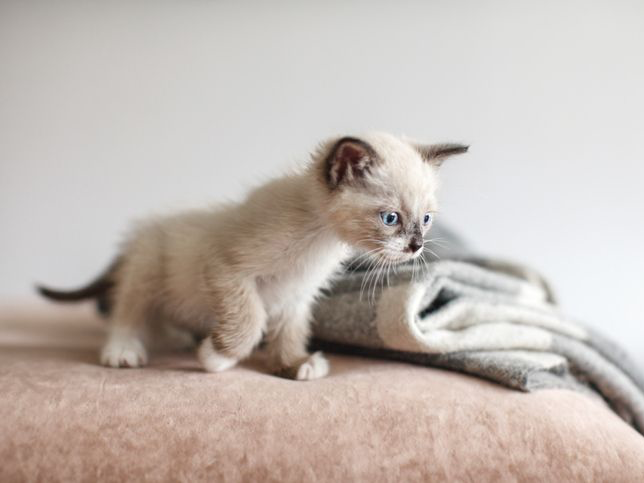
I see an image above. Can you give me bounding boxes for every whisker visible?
[368,256,381,304]
[359,254,380,301]
[373,257,387,303]
[350,244,387,269]
[425,238,448,249]
[424,245,440,260]
[360,250,386,303]
[419,252,430,279]
[350,248,384,271]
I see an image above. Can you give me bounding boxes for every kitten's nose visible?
[407,239,423,253]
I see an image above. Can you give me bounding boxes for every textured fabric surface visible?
[312,258,644,433]
[2,302,644,482]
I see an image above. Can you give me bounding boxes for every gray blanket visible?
[311,224,644,434]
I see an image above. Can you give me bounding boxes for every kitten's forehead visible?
[360,132,419,163]
[363,132,439,212]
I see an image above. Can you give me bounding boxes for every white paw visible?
[198,337,238,373]
[295,351,330,381]
[100,335,148,368]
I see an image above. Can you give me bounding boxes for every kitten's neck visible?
[292,172,351,256]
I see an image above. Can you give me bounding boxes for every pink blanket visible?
[1,302,643,481]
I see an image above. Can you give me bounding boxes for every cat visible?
[38,133,467,380]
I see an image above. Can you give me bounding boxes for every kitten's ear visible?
[416,143,469,167]
[325,137,377,188]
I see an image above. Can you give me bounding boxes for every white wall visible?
[1,1,643,365]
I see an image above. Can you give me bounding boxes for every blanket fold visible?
[311,232,644,434]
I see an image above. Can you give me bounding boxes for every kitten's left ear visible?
[324,137,378,189]
[416,143,469,167]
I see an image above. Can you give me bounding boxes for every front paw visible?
[197,337,238,373]
[277,351,330,381]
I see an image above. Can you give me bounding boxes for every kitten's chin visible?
[380,251,419,264]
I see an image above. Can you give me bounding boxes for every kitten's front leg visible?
[197,280,267,373]
[266,305,329,381]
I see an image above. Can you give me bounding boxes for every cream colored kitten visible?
[39,133,467,380]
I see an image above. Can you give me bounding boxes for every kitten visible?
[38,133,467,380]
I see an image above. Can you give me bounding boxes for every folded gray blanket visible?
[311,224,644,434]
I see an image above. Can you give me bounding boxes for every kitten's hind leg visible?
[198,280,267,373]
[101,324,148,368]
[100,267,150,368]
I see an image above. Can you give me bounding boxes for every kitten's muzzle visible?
[406,238,423,254]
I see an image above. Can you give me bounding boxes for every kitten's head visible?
[315,132,467,263]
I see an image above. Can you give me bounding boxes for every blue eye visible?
[423,213,433,225]
[380,211,399,226]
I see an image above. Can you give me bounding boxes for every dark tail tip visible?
[37,284,89,302]
[36,257,121,313]
[36,275,114,302]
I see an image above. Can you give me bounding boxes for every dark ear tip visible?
[440,143,469,156]
[447,144,469,156]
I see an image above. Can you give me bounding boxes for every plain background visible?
[1,1,642,366]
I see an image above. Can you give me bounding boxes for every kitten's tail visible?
[36,257,121,316]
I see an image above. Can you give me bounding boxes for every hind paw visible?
[100,335,148,368]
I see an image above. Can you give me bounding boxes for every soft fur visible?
[39,132,467,379]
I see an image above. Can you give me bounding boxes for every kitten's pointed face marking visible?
[322,133,467,263]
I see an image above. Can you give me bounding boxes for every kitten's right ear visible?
[416,143,469,167]
[324,137,378,189]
